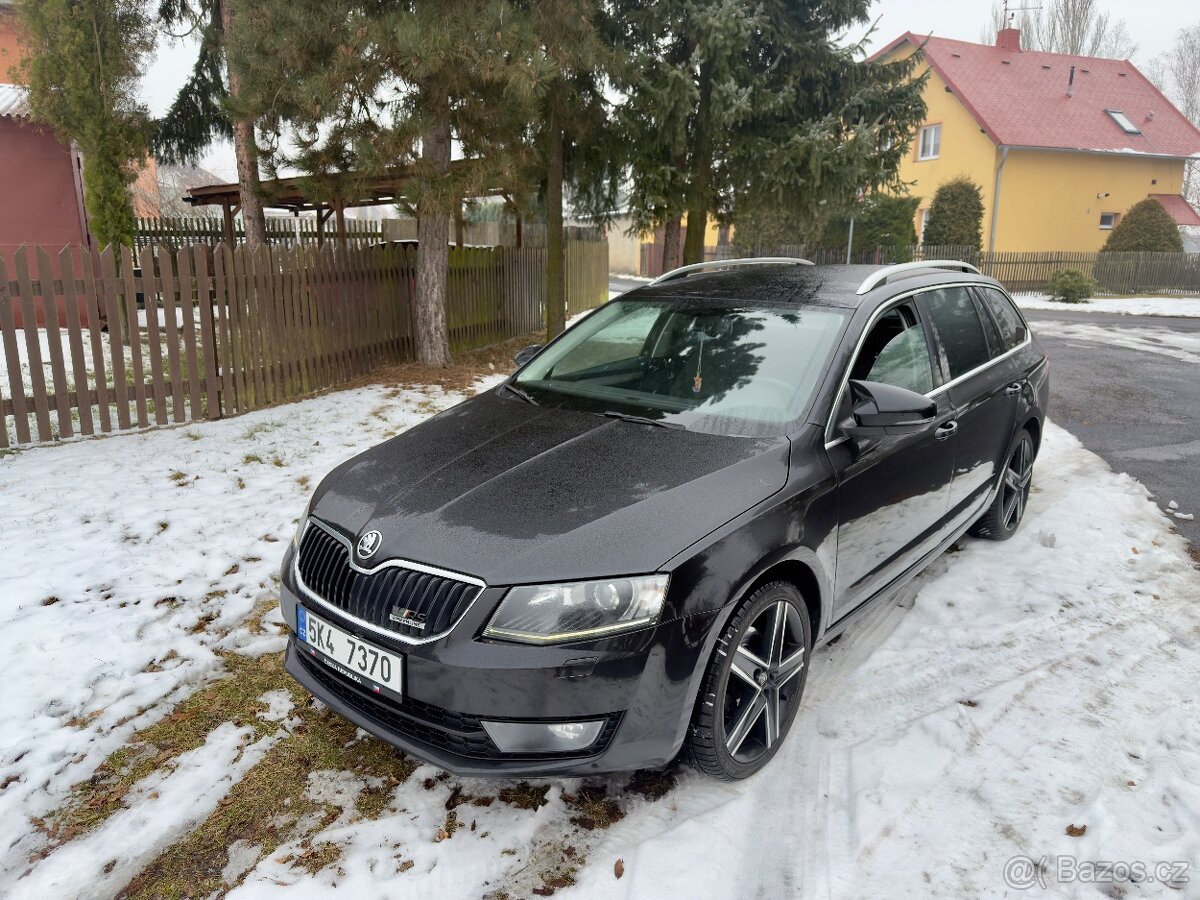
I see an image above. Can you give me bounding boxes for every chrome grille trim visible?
[292,518,487,645]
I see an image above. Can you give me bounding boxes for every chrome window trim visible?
[823,282,1032,446]
[291,518,487,646]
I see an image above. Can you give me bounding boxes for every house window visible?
[1106,110,1141,135]
[1099,212,1118,230]
[918,124,942,160]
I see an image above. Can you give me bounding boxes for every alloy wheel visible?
[1002,436,1033,530]
[721,599,807,763]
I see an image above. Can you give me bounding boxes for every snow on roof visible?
[1149,194,1200,227]
[0,82,30,120]
[874,33,1200,159]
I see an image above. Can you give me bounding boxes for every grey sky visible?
[140,0,1197,184]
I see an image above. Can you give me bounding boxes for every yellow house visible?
[874,29,1200,252]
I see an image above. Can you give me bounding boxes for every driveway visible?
[608,276,1200,548]
[1024,308,1200,547]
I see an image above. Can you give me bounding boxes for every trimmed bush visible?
[1045,269,1097,303]
[923,177,985,250]
[816,195,921,262]
[1101,198,1184,252]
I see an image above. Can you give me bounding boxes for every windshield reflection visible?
[513,299,848,437]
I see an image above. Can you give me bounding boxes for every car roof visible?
[622,263,1003,313]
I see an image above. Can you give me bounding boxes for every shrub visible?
[815,195,920,262]
[1045,269,1097,303]
[1101,198,1184,252]
[922,177,985,250]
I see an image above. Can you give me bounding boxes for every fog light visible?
[481,719,605,754]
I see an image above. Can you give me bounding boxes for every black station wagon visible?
[279,258,1049,780]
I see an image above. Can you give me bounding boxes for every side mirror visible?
[513,345,543,368]
[844,380,937,437]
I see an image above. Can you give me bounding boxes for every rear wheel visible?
[684,581,812,781]
[970,429,1035,540]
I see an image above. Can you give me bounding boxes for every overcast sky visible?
[140,0,1198,184]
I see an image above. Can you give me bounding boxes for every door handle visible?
[1005,382,1023,396]
[935,421,958,440]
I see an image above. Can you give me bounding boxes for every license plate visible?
[296,605,404,701]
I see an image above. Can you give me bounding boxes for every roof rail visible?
[855,260,981,295]
[650,257,814,286]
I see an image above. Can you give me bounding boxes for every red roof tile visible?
[1150,194,1200,227]
[875,33,1200,159]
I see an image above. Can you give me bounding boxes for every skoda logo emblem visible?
[357,530,382,559]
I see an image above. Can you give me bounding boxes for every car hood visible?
[310,389,789,586]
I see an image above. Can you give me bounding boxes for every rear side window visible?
[978,288,1027,351]
[921,287,992,379]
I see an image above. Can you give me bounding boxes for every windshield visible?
[513,299,848,437]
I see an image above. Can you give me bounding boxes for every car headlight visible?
[483,575,669,645]
[291,492,316,549]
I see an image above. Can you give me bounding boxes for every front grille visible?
[296,520,481,640]
[295,643,620,762]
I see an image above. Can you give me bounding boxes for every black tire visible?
[970,428,1035,541]
[684,581,813,781]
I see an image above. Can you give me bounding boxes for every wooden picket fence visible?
[975,251,1200,295]
[134,216,385,252]
[0,240,608,448]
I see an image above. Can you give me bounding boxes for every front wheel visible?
[970,428,1035,540]
[684,581,812,781]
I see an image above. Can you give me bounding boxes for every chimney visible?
[1068,65,1076,97]
[996,28,1021,52]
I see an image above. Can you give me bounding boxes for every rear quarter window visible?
[978,288,1028,351]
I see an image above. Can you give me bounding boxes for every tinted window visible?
[979,289,1027,351]
[922,288,992,379]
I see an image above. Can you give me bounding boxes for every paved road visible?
[608,276,1200,546]
[1024,309,1200,547]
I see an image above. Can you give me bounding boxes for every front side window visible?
[514,299,848,437]
[922,287,994,380]
[918,124,942,160]
[978,288,1027,351]
[850,306,934,395]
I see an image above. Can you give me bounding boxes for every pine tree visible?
[230,0,542,366]
[1101,198,1184,252]
[610,0,928,265]
[525,0,610,340]
[154,0,267,247]
[922,178,985,250]
[17,0,154,249]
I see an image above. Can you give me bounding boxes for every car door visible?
[916,286,1022,533]
[826,300,957,621]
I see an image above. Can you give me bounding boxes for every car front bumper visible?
[278,571,719,777]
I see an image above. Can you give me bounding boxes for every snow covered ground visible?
[1031,318,1200,366]
[1015,293,1200,318]
[1,372,1199,897]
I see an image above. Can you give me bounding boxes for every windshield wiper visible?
[502,382,539,405]
[603,410,685,430]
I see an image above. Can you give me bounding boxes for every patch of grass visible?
[271,456,285,468]
[169,470,189,484]
[625,768,676,801]
[118,695,417,898]
[296,475,311,490]
[156,521,169,534]
[293,841,343,876]
[242,454,263,465]
[46,653,291,844]
[562,784,624,831]
[183,431,202,442]
[498,782,550,811]
[241,421,281,441]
